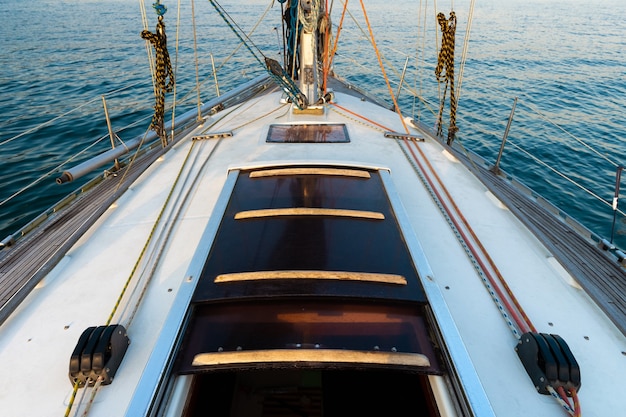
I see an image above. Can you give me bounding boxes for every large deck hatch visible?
[191,166,426,302]
[173,166,439,374]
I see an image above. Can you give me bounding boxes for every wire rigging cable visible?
[208,0,307,109]
[355,0,410,135]
[455,0,475,104]
[141,4,175,147]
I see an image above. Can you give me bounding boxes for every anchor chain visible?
[141,12,175,146]
[435,11,458,145]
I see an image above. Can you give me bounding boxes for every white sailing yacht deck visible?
[0,82,624,416]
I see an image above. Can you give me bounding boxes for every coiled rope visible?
[141,13,175,147]
[435,11,458,145]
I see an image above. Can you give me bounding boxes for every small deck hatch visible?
[267,124,349,143]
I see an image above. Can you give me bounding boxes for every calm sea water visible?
[1,0,625,249]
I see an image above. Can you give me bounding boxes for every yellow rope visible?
[141,16,175,146]
[115,102,277,328]
[105,140,197,327]
[68,136,196,414]
[435,11,457,145]
[63,380,80,417]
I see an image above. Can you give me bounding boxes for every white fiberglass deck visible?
[0,87,624,416]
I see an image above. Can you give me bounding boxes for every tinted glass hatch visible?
[192,167,426,303]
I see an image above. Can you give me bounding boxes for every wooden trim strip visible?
[234,208,384,220]
[214,270,407,285]
[249,168,371,179]
[192,349,430,368]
